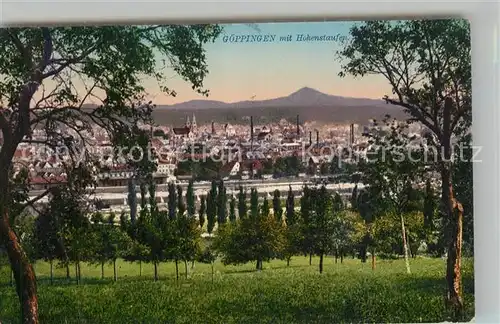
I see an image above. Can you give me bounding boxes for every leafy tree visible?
[272,189,283,223]
[33,209,63,285]
[308,186,339,273]
[358,117,426,273]
[338,19,471,314]
[120,215,150,277]
[173,212,202,280]
[214,211,285,271]
[91,213,132,281]
[135,180,171,281]
[237,186,247,220]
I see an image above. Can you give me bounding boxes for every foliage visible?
[214,215,286,269]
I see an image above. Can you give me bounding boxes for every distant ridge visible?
[152,87,408,126]
[161,87,389,110]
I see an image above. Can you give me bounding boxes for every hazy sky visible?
[143,21,393,105]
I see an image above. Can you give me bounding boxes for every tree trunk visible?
[211,261,214,283]
[184,260,188,279]
[1,220,39,323]
[191,260,195,270]
[75,262,80,285]
[153,261,158,281]
[78,261,82,283]
[113,259,117,282]
[139,260,142,277]
[175,259,179,281]
[440,99,464,317]
[319,253,324,274]
[101,261,104,280]
[371,247,376,271]
[256,257,263,271]
[286,257,290,267]
[10,268,14,286]
[309,253,312,265]
[400,214,411,274]
[334,249,338,264]
[441,163,464,316]
[49,260,54,285]
[360,245,367,263]
[340,251,344,264]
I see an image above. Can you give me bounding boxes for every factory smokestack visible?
[211,121,215,135]
[316,130,319,145]
[296,115,300,135]
[250,116,254,150]
[309,131,312,146]
[350,124,354,145]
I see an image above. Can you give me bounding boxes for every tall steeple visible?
[186,115,191,128]
[191,113,197,129]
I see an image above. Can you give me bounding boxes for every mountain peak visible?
[289,87,325,96]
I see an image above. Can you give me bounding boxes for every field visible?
[0,256,474,323]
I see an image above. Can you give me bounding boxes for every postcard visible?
[0,19,473,323]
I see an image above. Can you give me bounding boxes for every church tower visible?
[186,115,191,128]
[191,113,197,129]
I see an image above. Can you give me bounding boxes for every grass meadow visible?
[0,256,475,323]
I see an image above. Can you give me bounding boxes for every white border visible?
[1,1,499,323]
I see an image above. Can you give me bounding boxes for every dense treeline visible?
[4,173,448,283]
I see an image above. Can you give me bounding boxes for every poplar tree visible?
[229,195,237,223]
[198,196,206,229]
[237,186,247,220]
[217,180,227,225]
[186,180,196,218]
[272,189,283,223]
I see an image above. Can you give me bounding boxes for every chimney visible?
[350,124,355,145]
[316,130,319,145]
[296,114,300,135]
[250,116,254,150]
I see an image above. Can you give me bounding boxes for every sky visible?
[142,21,393,105]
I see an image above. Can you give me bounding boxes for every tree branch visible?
[19,188,53,210]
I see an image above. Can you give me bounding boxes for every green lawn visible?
[0,256,474,323]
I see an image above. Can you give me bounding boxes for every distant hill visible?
[152,87,408,126]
